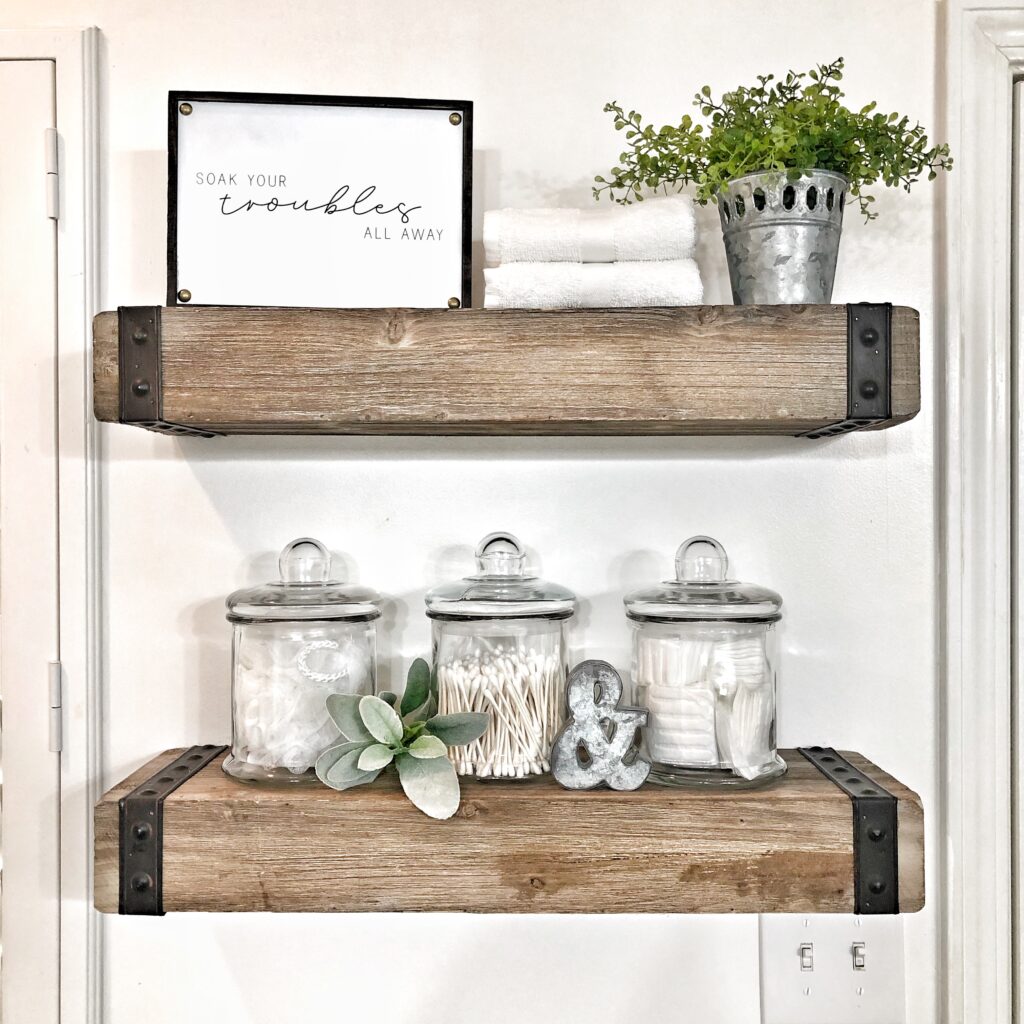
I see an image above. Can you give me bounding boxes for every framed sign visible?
[167,91,472,309]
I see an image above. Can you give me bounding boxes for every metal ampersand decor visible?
[550,660,651,791]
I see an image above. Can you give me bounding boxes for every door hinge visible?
[48,660,62,752]
[44,128,59,221]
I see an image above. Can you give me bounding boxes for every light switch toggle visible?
[799,943,814,971]
[852,942,866,971]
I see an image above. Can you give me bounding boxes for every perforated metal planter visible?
[718,170,847,304]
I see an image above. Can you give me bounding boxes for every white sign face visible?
[170,95,471,308]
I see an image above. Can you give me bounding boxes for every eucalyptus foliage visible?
[316,659,488,819]
[594,58,952,221]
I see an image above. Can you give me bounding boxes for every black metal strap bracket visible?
[800,302,893,439]
[118,306,219,438]
[118,744,228,915]
[798,746,899,914]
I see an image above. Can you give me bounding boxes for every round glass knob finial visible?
[279,537,332,584]
[675,535,729,583]
[475,531,526,577]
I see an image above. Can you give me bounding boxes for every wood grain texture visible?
[91,305,920,436]
[94,747,924,915]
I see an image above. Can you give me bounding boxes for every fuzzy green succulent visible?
[594,57,952,221]
[316,659,487,819]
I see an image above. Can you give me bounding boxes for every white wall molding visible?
[943,5,1024,1022]
[0,25,103,1024]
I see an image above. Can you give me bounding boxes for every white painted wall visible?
[4,1,942,1020]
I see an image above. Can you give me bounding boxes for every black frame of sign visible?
[166,90,474,309]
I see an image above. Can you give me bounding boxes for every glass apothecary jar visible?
[223,537,381,785]
[624,535,786,788]
[425,532,576,780]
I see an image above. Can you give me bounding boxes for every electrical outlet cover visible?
[759,914,905,1024]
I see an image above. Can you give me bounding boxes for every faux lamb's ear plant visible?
[316,658,488,819]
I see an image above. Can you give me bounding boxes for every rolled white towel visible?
[483,259,703,309]
[483,196,697,265]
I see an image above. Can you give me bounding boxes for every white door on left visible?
[0,57,61,1024]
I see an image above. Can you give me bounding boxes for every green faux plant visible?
[316,659,488,819]
[594,58,952,220]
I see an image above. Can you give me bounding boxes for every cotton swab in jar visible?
[438,645,563,778]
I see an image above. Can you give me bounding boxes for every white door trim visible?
[0,56,60,1024]
[1015,76,1024,1024]
[0,26,101,1024]
[944,5,1024,1022]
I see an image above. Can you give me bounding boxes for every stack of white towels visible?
[483,195,702,308]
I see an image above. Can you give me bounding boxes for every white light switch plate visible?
[759,914,905,1024]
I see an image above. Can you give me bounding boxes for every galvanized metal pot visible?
[717,169,847,304]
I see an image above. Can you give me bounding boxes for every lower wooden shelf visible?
[94,747,923,915]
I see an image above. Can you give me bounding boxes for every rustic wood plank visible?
[94,747,924,915]
[92,310,118,421]
[92,305,920,436]
[889,307,921,422]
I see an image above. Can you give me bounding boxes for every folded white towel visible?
[483,259,703,309]
[483,196,697,264]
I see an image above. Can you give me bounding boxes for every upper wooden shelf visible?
[95,746,923,915]
[92,303,919,438]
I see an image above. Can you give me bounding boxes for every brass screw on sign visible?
[177,289,192,303]
[449,112,462,126]
[447,297,461,309]
[179,102,193,116]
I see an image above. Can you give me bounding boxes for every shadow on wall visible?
[201,912,761,1024]
[107,431,853,465]
[114,149,169,303]
[471,147,497,303]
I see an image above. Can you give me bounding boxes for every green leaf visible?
[359,694,405,745]
[403,692,437,726]
[396,754,461,819]
[315,739,366,778]
[325,694,374,743]
[358,743,395,771]
[402,720,427,742]
[425,712,490,747]
[408,734,448,759]
[377,691,399,707]
[400,658,432,717]
[315,740,380,791]
[326,754,375,790]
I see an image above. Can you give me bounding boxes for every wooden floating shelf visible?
[92,303,919,438]
[94,747,924,915]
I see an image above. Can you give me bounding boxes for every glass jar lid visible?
[623,535,782,623]
[226,537,382,623]
[425,532,576,620]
